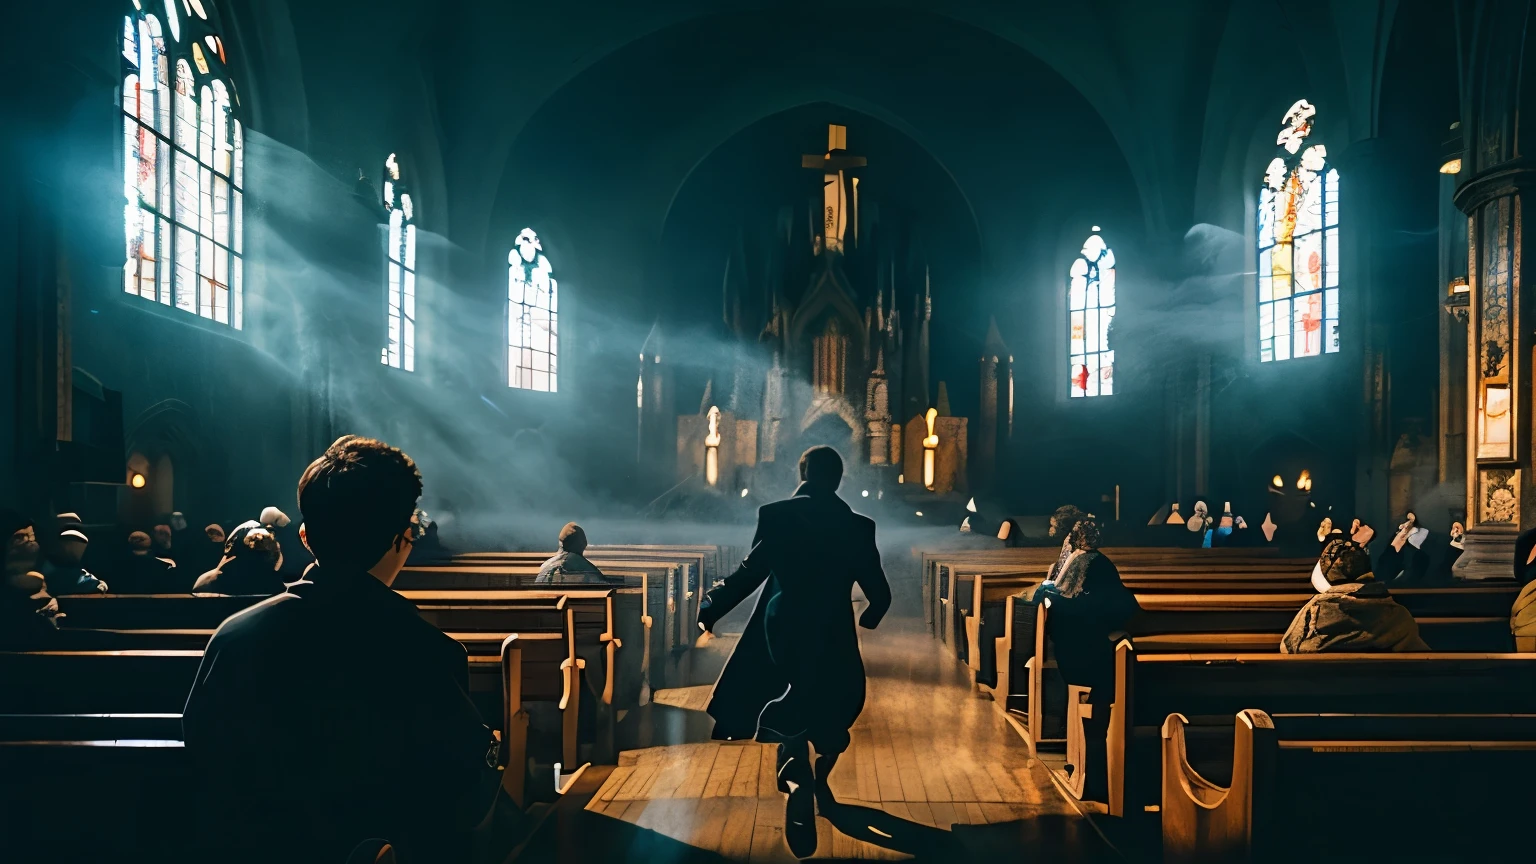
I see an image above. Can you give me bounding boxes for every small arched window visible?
[122,1,244,327]
[508,228,558,392]
[1068,228,1116,397]
[1258,99,1339,361]
[380,153,416,371]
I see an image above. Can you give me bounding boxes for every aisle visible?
[551,619,1121,862]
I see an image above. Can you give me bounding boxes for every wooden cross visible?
[801,125,867,254]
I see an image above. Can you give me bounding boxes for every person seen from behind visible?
[182,436,505,863]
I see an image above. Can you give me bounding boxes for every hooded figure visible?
[2,509,62,648]
[1281,538,1429,653]
[534,523,617,584]
[1036,516,1140,801]
[697,446,891,859]
[193,521,287,596]
[43,513,107,595]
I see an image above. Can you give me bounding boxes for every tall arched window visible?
[122,1,244,328]
[508,228,558,392]
[381,153,416,371]
[1068,228,1116,398]
[1258,99,1339,361]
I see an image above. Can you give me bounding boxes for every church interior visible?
[5,1,1536,861]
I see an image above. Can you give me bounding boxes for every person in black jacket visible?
[1036,516,1141,802]
[698,446,891,859]
[182,436,503,864]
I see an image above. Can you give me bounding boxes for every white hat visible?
[259,506,291,528]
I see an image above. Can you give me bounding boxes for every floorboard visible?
[559,617,1120,862]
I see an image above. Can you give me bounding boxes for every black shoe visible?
[781,756,817,858]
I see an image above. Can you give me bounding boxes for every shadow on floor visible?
[513,801,734,864]
[818,799,950,857]
[949,814,1124,863]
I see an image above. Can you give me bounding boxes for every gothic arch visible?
[125,399,213,517]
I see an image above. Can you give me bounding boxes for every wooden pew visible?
[48,592,605,772]
[397,561,671,702]
[997,584,1521,752]
[1103,646,1536,819]
[922,546,1286,635]
[930,548,1301,646]
[1161,709,1536,862]
[956,561,1314,669]
[404,552,698,655]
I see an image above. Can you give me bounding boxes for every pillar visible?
[1453,2,1536,578]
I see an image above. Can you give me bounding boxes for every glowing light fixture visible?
[897,474,905,484]
[1296,470,1312,492]
[861,490,869,497]
[1272,475,1284,489]
[1445,276,1470,321]
[740,488,749,498]
[704,406,722,487]
[130,472,147,489]
[1440,121,1463,174]
[922,407,939,490]
[915,511,924,517]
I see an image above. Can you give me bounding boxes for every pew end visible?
[554,760,592,797]
[1160,710,1276,864]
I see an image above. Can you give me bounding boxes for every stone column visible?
[1453,2,1536,578]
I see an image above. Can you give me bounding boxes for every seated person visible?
[121,529,184,593]
[1036,517,1140,801]
[152,522,175,562]
[3,510,63,648]
[43,513,107,595]
[1376,512,1432,586]
[406,513,446,563]
[192,520,286,596]
[1045,505,1087,579]
[183,436,502,864]
[1281,534,1429,653]
[535,523,620,584]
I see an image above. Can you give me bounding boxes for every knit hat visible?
[558,522,588,553]
[1312,538,1373,592]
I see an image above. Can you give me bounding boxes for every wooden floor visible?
[564,620,1119,862]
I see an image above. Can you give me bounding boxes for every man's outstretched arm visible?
[856,521,891,630]
[699,508,775,632]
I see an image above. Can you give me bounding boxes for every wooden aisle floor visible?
[550,619,1121,863]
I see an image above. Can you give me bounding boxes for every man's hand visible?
[96,581,109,593]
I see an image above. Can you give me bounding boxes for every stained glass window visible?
[508,228,558,392]
[380,153,416,371]
[122,1,244,328]
[1068,228,1116,397]
[1258,99,1339,361]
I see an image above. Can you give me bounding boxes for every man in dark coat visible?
[182,436,503,864]
[698,446,891,859]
